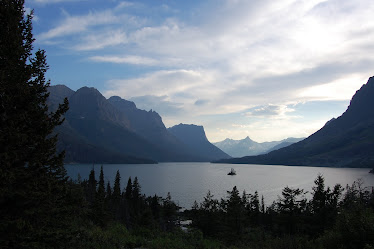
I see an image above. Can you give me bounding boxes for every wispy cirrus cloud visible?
[74,30,128,51]
[33,0,85,3]
[37,9,143,43]
[38,10,119,40]
[89,55,158,65]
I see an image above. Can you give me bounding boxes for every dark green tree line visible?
[79,168,180,232]
[188,175,374,248]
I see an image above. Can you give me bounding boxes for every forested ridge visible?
[1,1,374,248]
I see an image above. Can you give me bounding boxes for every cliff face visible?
[168,124,231,161]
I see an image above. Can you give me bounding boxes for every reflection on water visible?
[65,162,374,209]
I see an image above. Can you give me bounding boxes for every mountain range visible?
[215,76,374,168]
[48,85,230,163]
[213,136,304,157]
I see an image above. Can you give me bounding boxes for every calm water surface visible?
[65,163,374,209]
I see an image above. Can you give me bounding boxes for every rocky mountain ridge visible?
[48,85,228,163]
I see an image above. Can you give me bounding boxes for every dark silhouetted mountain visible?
[48,86,212,163]
[68,87,131,130]
[216,76,374,168]
[48,84,75,112]
[168,124,231,161]
[214,136,303,157]
[108,96,205,161]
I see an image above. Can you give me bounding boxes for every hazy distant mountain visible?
[216,76,374,168]
[265,138,305,154]
[168,124,231,161]
[48,85,214,163]
[214,136,303,157]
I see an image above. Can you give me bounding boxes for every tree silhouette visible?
[0,1,69,247]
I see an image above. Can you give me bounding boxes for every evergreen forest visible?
[1,1,374,248]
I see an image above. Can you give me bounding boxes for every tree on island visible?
[0,0,70,247]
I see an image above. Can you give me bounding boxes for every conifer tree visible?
[311,174,327,214]
[261,195,266,214]
[249,191,260,213]
[0,1,69,247]
[125,177,132,200]
[112,170,121,220]
[94,166,106,226]
[226,186,245,236]
[113,170,121,202]
[87,168,97,205]
[106,181,112,200]
[132,176,141,200]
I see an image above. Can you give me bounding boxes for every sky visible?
[25,0,374,143]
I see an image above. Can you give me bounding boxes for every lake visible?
[65,162,374,209]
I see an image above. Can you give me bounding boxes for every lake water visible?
[65,163,374,209]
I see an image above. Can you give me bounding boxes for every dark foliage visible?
[188,175,374,248]
[0,1,73,248]
[79,168,180,231]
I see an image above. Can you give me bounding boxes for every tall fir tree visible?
[125,177,132,200]
[113,170,121,202]
[0,1,70,248]
[86,167,97,205]
[226,186,245,237]
[112,170,122,220]
[106,181,112,200]
[93,166,106,226]
[132,176,141,200]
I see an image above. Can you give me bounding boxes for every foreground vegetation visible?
[70,169,374,249]
[1,1,374,248]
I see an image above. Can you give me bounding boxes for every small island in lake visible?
[228,168,236,175]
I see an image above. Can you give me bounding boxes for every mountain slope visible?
[264,138,305,154]
[51,86,163,163]
[216,76,374,167]
[168,124,231,161]
[108,96,205,162]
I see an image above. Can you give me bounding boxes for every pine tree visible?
[93,166,106,226]
[87,167,97,205]
[261,195,266,214]
[249,191,260,213]
[0,1,69,247]
[132,176,141,200]
[113,170,121,202]
[125,177,132,200]
[311,174,327,214]
[226,186,245,236]
[106,181,112,200]
[112,170,121,220]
